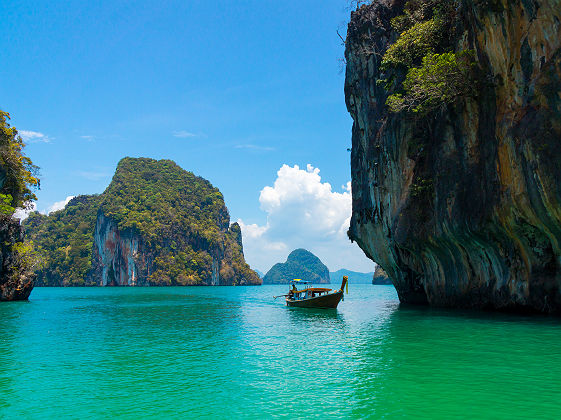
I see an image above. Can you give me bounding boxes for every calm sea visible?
[1,284,560,419]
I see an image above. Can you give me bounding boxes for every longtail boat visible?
[275,276,348,309]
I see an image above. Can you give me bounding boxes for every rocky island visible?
[345,0,561,312]
[263,249,330,284]
[24,157,260,286]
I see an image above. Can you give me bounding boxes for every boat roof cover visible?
[290,279,311,284]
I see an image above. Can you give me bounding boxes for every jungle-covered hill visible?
[263,249,330,284]
[24,157,260,286]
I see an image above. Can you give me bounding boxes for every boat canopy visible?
[290,279,310,284]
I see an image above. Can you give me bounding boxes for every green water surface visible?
[1,285,560,419]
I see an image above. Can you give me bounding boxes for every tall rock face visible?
[263,249,330,284]
[25,158,261,286]
[91,213,148,286]
[345,1,561,312]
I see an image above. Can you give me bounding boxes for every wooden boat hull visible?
[286,290,343,308]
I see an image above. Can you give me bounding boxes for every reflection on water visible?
[1,285,560,419]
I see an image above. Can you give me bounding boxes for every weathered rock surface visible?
[91,212,148,286]
[263,249,330,284]
[345,0,561,312]
[0,215,34,300]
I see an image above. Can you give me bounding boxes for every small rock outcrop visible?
[345,0,561,312]
[372,266,391,285]
[263,249,330,284]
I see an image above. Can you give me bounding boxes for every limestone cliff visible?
[345,0,561,312]
[25,158,261,286]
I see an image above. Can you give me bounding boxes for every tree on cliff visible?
[380,0,479,115]
[0,111,40,214]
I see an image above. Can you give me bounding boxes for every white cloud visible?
[80,135,95,141]
[48,196,75,214]
[238,164,374,273]
[13,202,37,222]
[19,130,52,143]
[173,130,197,138]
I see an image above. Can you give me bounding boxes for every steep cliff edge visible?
[345,0,561,312]
[25,158,260,286]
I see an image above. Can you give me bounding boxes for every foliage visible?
[23,195,100,286]
[386,51,477,115]
[12,240,45,273]
[0,194,15,215]
[379,0,477,115]
[382,19,443,70]
[0,111,40,211]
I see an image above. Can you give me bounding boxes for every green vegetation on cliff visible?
[386,51,477,115]
[0,111,40,214]
[99,158,228,247]
[381,0,478,115]
[263,249,330,284]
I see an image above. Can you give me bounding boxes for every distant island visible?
[329,268,392,285]
[24,157,260,286]
[329,269,373,284]
[263,249,330,284]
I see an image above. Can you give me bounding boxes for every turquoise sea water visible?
[1,284,560,419]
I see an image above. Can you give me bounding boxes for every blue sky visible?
[1,0,375,273]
